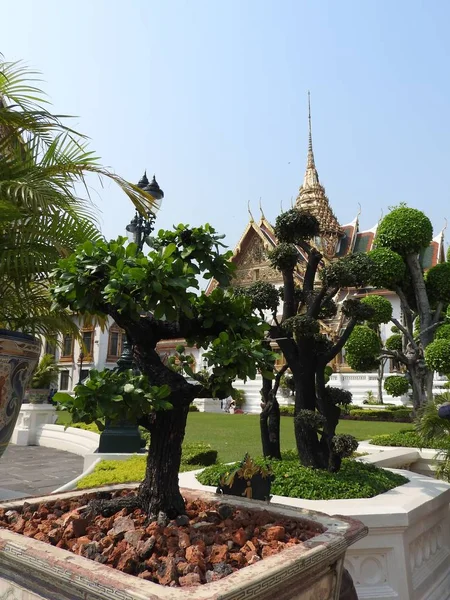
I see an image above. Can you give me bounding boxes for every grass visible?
[57,411,407,463]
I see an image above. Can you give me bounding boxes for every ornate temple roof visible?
[205,97,445,294]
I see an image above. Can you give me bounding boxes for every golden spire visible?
[295,92,343,257]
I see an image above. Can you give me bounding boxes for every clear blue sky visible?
[3,0,450,250]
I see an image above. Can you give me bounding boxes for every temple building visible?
[206,95,445,378]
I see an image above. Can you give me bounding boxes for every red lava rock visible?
[108,515,135,537]
[157,557,178,586]
[117,548,139,573]
[0,489,321,588]
[232,527,248,547]
[124,529,145,548]
[178,530,191,549]
[185,545,206,570]
[208,544,228,564]
[265,526,286,542]
[179,572,202,587]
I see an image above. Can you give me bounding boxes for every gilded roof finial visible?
[443,218,448,234]
[307,91,314,167]
[259,197,266,221]
[247,200,255,223]
[356,203,362,220]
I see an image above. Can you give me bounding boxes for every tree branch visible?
[394,285,414,316]
[432,302,444,326]
[273,364,288,396]
[303,248,322,294]
[322,317,357,364]
[391,317,417,349]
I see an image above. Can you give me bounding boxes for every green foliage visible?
[385,334,403,352]
[425,339,450,373]
[273,209,320,244]
[331,434,359,458]
[384,375,410,397]
[347,408,412,422]
[198,454,408,500]
[363,391,379,405]
[345,325,381,371]
[279,405,295,416]
[324,365,334,385]
[370,429,439,448]
[52,231,273,402]
[53,369,172,428]
[342,298,374,322]
[77,442,217,489]
[282,315,319,338]
[326,387,352,406]
[180,442,218,466]
[0,60,156,337]
[294,409,326,431]
[30,354,60,389]
[232,388,246,408]
[426,263,450,305]
[416,393,450,480]
[376,205,433,255]
[318,297,337,319]
[321,253,372,288]
[268,243,299,271]
[367,248,406,289]
[240,281,279,315]
[435,324,450,341]
[360,295,393,325]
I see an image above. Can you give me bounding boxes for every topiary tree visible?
[384,375,409,397]
[368,204,450,409]
[52,226,273,518]
[242,209,375,472]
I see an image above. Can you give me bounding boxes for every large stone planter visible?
[0,487,367,600]
[0,330,40,459]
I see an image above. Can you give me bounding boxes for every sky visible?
[2,0,450,252]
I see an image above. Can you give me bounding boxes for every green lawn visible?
[58,411,408,463]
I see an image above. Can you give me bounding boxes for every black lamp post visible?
[98,172,164,454]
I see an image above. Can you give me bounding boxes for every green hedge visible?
[198,453,407,500]
[279,405,295,416]
[345,408,412,422]
[370,429,439,448]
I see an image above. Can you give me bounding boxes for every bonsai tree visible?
[242,209,373,471]
[52,227,273,518]
[0,59,154,337]
[367,205,450,408]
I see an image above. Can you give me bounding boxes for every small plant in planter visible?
[216,453,274,501]
[27,354,60,404]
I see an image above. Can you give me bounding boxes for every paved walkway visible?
[0,445,84,500]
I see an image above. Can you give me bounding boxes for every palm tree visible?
[0,59,157,337]
[416,392,450,480]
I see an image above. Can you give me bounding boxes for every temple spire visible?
[295,93,343,257]
[303,92,319,187]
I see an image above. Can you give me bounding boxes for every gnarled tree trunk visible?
[139,404,189,518]
[260,376,281,459]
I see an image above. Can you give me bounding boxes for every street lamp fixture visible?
[125,172,164,251]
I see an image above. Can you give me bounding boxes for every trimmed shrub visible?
[376,205,433,255]
[367,247,406,288]
[370,429,439,448]
[345,325,380,371]
[345,408,411,422]
[360,295,393,325]
[385,334,402,352]
[384,375,409,397]
[279,405,295,416]
[425,339,450,373]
